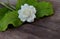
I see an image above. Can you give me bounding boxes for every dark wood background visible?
[0,0,60,39]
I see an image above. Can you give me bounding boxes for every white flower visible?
[18,4,36,22]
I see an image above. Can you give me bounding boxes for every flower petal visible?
[18,4,36,22]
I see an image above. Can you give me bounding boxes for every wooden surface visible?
[0,0,60,39]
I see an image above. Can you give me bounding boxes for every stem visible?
[9,5,16,10]
[0,2,14,11]
[7,0,16,10]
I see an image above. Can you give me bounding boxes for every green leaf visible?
[0,0,54,31]
[0,11,22,31]
[16,0,37,10]
[36,2,54,18]
[16,0,53,18]
[0,7,9,19]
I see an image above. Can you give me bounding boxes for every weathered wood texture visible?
[0,0,60,39]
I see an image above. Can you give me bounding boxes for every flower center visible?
[23,9,31,17]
